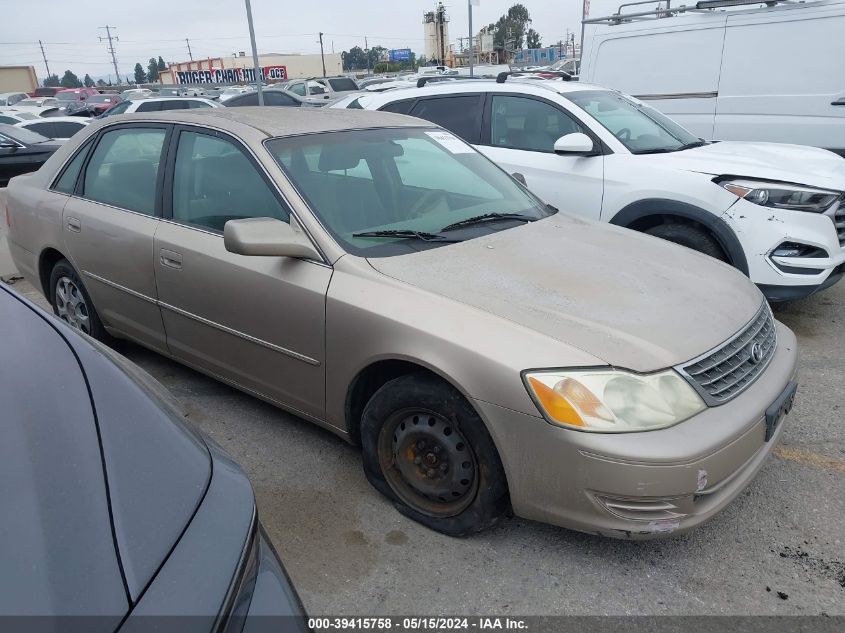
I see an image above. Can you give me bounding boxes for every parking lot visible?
[3,215,843,617]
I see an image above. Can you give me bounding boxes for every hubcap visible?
[378,409,478,517]
[55,276,91,334]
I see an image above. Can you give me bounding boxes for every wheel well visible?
[345,360,445,445]
[625,214,730,261]
[38,248,66,298]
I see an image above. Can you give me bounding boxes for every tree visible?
[417,54,428,68]
[526,28,542,49]
[43,74,60,87]
[147,57,159,83]
[133,63,146,84]
[367,46,387,70]
[83,73,95,87]
[59,70,82,88]
[485,3,533,50]
[157,56,166,72]
[342,46,368,71]
[96,78,107,87]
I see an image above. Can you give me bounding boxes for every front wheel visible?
[360,372,509,536]
[644,222,728,262]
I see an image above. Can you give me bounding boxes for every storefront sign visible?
[176,65,287,84]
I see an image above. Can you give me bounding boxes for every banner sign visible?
[176,65,287,84]
[388,49,412,63]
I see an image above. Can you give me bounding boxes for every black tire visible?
[48,258,109,341]
[644,222,728,262]
[360,372,509,536]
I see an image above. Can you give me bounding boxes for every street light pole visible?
[244,0,263,105]
[468,0,474,77]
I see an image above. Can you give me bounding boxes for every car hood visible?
[368,216,764,372]
[640,141,845,191]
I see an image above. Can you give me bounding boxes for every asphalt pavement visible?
[1,202,843,617]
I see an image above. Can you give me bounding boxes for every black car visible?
[0,123,62,186]
[0,283,307,632]
[222,88,306,108]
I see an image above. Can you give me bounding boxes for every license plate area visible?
[765,381,797,442]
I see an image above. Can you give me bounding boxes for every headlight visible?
[523,369,706,432]
[719,178,840,212]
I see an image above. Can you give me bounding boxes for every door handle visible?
[66,217,81,232]
[160,249,183,270]
[831,98,845,106]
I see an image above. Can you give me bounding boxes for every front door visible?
[477,94,605,220]
[154,127,331,421]
[61,124,169,352]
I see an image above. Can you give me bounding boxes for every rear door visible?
[61,123,170,352]
[715,4,845,153]
[154,126,331,421]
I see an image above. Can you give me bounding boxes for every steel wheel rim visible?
[55,276,91,334]
[377,408,479,518]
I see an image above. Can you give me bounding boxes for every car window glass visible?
[25,122,55,137]
[289,83,306,96]
[379,100,415,115]
[53,122,84,138]
[187,100,211,109]
[0,115,18,124]
[82,127,166,215]
[171,130,290,232]
[491,96,585,152]
[106,101,131,115]
[53,142,91,194]
[136,101,162,112]
[409,96,482,143]
[328,78,357,91]
[159,100,189,111]
[307,81,327,95]
[232,93,258,106]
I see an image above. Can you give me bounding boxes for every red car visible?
[55,87,100,114]
[84,93,124,115]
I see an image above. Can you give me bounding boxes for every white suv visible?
[340,78,845,301]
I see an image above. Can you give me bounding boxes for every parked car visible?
[13,96,60,109]
[98,97,222,118]
[222,88,309,108]
[0,283,307,629]
[0,123,61,186]
[219,86,255,102]
[32,86,62,97]
[5,108,799,539]
[344,78,845,302]
[121,88,155,100]
[55,87,100,115]
[580,0,845,156]
[285,76,359,103]
[83,93,124,116]
[16,117,90,141]
[0,111,39,125]
[0,91,29,107]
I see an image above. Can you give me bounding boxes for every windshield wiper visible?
[635,140,709,155]
[676,140,709,151]
[352,229,460,242]
[439,213,537,232]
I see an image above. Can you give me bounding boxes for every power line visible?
[98,25,120,82]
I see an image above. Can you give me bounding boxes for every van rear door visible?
[585,16,727,139]
[715,3,845,155]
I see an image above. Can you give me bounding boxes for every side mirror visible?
[553,132,595,156]
[224,217,321,260]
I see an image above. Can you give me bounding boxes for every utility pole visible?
[38,40,51,82]
[318,32,326,77]
[580,0,589,61]
[365,36,371,76]
[99,26,121,86]
[467,0,474,77]
[185,38,194,61]
[243,0,263,105]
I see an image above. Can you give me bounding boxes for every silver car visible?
[5,108,798,538]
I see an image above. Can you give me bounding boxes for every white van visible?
[580,0,845,156]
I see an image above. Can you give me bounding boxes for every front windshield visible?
[0,124,50,144]
[266,127,552,257]
[564,90,700,154]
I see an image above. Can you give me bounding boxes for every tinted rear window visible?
[328,77,358,92]
[409,96,483,143]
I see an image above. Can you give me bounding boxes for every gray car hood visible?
[640,141,845,191]
[369,215,764,372]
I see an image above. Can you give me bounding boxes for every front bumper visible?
[474,322,799,539]
[721,198,845,300]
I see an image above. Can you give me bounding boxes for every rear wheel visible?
[49,259,109,341]
[360,372,509,536]
[644,222,728,262]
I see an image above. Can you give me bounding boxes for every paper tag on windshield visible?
[425,130,474,154]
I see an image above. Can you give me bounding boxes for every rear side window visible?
[105,101,131,115]
[328,78,357,92]
[379,100,415,115]
[23,122,55,137]
[171,130,290,232]
[288,83,306,96]
[409,96,483,143]
[53,122,85,138]
[265,92,297,106]
[135,101,162,113]
[187,100,211,109]
[53,142,92,194]
[82,127,167,215]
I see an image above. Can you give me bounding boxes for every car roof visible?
[135,96,215,102]
[114,106,430,137]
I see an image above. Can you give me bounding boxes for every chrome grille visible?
[834,198,845,246]
[677,304,777,406]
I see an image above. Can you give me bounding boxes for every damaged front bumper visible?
[474,322,799,539]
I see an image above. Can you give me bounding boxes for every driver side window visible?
[171,130,290,232]
[490,96,585,153]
